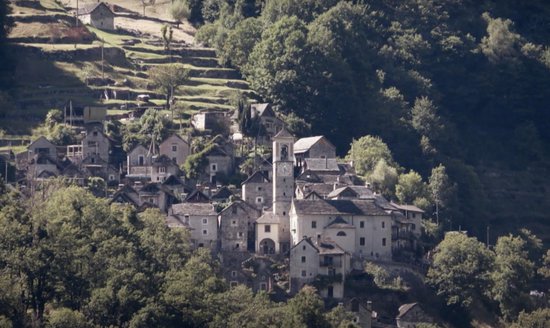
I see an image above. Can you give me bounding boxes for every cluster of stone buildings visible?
[8,101,429,327]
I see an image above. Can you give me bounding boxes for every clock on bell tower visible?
[272,128,294,218]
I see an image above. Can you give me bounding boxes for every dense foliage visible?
[195,0,550,236]
[0,180,360,328]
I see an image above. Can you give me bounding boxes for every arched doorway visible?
[259,238,275,255]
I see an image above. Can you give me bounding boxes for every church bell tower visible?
[272,128,294,218]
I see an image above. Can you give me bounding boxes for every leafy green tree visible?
[245,16,312,112]
[46,308,92,328]
[509,308,550,328]
[368,159,398,198]
[427,233,494,308]
[122,108,171,151]
[538,249,550,279]
[480,13,521,63]
[224,290,286,328]
[428,164,456,223]
[411,97,444,140]
[262,0,339,24]
[347,135,397,177]
[280,112,311,138]
[490,234,535,320]
[282,286,330,328]
[396,170,429,205]
[170,0,190,28]
[220,17,263,68]
[148,63,190,110]
[325,304,358,328]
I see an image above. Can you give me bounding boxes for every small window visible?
[172,145,177,152]
[232,206,237,214]
[172,157,177,162]
[283,211,286,216]
[93,131,98,136]
[311,221,317,228]
[382,221,385,229]
[211,164,217,172]
[302,245,306,250]
[184,215,189,223]
[256,197,263,204]
[231,271,237,277]
[257,186,262,191]
[301,256,306,263]
[203,229,208,235]
[382,238,386,246]
[260,282,267,291]
[138,155,144,166]
[159,167,166,173]
[202,218,208,225]
[198,243,204,247]
[360,221,364,228]
[301,270,307,277]
[360,237,365,246]
[231,220,237,226]
[337,231,347,236]
[264,225,271,233]
[411,224,416,230]
[109,175,115,181]
[412,213,416,218]
[238,232,243,238]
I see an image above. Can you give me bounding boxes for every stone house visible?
[204,145,233,185]
[250,103,284,145]
[82,126,110,162]
[137,182,177,212]
[255,213,282,255]
[27,136,57,163]
[110,185,140,208]
[289,237,350,299]
[241,171,272,209]
[150,154,180,183]
[345,299,373,328]
[191,110,229,132]
[77,2,115,30]
[162,175,191,201]
[218,200,261,252]
[159,134,190,166]
[127,145,151,178]
[169,203,218,250]
[396,303,435,328]
[294,136,336,168]
[289,199,393,261]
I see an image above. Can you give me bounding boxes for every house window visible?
[382,238,386,246]
[311,221,317,228]
[257,186,262,191]
[256,197,263,204]
[232,206,237,214]
[301,256,306,263]
[203,229,208,235]
[172,157,177,162]
[93,131,98,136]
[411,224,416,230]
[238,232,243,238]
[231,220,237,227]
[360,221,364,228]
[231,271,237,277]
[412,213,416,218]
[109,175,115,181]
[202,218,208,225]
[337,231,346,236]
[302,245,306,250]
[301,270,307,277]
[360,237,365,246]
[211,163,217,172]
[138,155,144,166]
[172,145,177,152]
[260,282,267,291]
[159,167,166,173]
[230,281,238,288]
[90,157,95,164]
[264,225,271,233]
[382,221,385,229]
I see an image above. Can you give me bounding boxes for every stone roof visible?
[152,154,178,167]
[318,240,346,255]
[294,136,324,154]
[171,203,217,216]
[273,127,293,139]
[166,215,187,228]
[184,189,211,202]
[291,237,319,252]
[255,212,281,224]
[390,202,425,213]
[297,183,339,198]
[242,170,270,185]
[325,216,355,229]
[327,186,375,199]
[293,199,389,216]
[77,2,114,16]
[211,186,234,200]
[304,158,340,172]
[296,170,323,183]
[397,303,418,319]
[250,103,274,118]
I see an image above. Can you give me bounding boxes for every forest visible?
[186,0,550,237]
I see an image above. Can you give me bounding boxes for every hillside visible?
[1,0,252,133]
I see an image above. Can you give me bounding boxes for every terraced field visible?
[2,0,253,134]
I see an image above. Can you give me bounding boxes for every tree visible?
[427,233,494,308]
[46,308,92,328]
[480,13,521,63]
[347,135,397,177]
[282,286,330,328]
[280,112,311,138]
[490,234,535,320]
[148,63,190,110]
[161,24,173,53]
[538,249,550,279]
[219,17,263,68]
[428,164,456,223]
[244,16,312,113]
[368,159,398,198]
[170,0,190,28]
[395,170,428,205]
[509,308,550,328]
[411,97,443,140]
